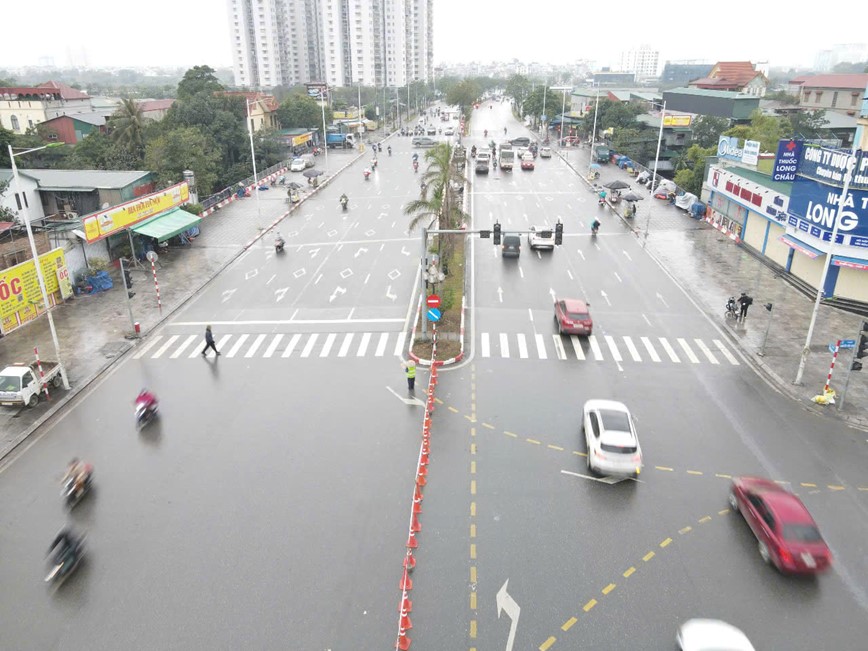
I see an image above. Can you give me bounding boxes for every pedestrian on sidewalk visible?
[737,292,753,321]
[402,359,416,392]
[202,325,220,357]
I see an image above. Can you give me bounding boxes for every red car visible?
[554,298,593,336]
[729,476,832,574]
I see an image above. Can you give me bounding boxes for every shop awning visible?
[131,207,201,241]
[832,255,868,271]
[779,234,823,259]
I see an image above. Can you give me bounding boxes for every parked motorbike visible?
[725,297,738,320]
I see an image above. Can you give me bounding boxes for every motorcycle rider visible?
[63,458,92,496]
[598,190,607,205]
[48,527,82,566]
[591,218,601,234]
[371,157,378,170]
[363,168,371,180]
[484,129,488,138]
[387,145,392,156]
[274,231,286,252]
[339,193,349,209]
[136,388,158,417]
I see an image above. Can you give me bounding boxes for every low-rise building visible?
[220,91,279,131]
[138,99,175,122]
[38,113,107,144]
[0,82,92,134]
[787,73,868,116]
[689,61,768,97]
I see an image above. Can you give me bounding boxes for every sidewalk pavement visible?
[554,139,868,428]
[0,148,365,460]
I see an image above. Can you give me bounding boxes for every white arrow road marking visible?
[656,291,668,308]
[354,247,369,258]
[308,248,321,258]
[401,246,411,256]
[496,579,521,651]
[561,469,640,484]
[386,386,425,406]
[549,287,557,302]
[600,289,611,306]
[245,269,258,280]
[170,335,198,359]
[386,285,397,301]
[378,212,387,220]
[329,286,347,302]
[221,289,236,303]
[263,334,284,358]
[275,287,289,302]
[497,287,504,302]
[614,272,622,283]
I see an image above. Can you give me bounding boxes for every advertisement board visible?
[797,145,868,191]
[772,139,803,182]
[82,182,189,243]
[0,247,68,321]
[717,136,762,165]
[788,178,868,241]
[663,115,692,127]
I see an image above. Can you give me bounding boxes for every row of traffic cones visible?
[395,330,440,649]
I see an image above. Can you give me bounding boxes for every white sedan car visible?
[527,226,554,250]
[539,146,552,158]
[290,158,307,172]
[582,399,642,477]
[677,619,755,651]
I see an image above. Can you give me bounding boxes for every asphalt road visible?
[3,100,868,651]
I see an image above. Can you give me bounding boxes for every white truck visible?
[0,361,63,408]
[499,147,515,171]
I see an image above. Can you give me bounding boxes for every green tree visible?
[724,110,785,153]
[504,74,531,113]
[691,115,730,148]
[404,143,468,233]
[446,79,482,112]
[68,131,141,170]
[144,126,221,194]
[600,102,644,131]
[177,65,224,100]
[276,94,322,129]
[764,89,799,105]
[674,144,715,196]
[108,98,147,162]
[0,126,13,166]
[786,109,828,137]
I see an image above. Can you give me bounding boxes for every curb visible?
[0,151,369,463]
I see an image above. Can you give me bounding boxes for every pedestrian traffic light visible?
[493,221,501,245]
[851,322,868,371]
[554,221,563,245]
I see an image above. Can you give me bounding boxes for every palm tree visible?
[403,143,468,232]
[109,98,146,159]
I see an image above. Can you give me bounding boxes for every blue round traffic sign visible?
[426,308,442,322]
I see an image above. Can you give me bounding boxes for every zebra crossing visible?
[479,333,740,366]
[132,331,407,361]
[132,329,740,366]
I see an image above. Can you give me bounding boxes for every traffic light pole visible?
[119,258,138,338]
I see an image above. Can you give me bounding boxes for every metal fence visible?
[200,160,292,212]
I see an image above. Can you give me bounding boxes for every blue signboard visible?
[788,178,868,240]
[840,339,856,349]
[772,139,803,182]
[426,308,442,322]
[797,145,868,191]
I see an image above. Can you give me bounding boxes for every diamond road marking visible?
[339,268,353,279]
[327,229,338,237]
[388,269,401,280]
[293,268,306,279]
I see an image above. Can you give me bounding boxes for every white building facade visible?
[618,46,660,80]
[227,0,432,89]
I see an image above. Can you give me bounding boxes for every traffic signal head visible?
[554,221,563,245]
[857,333,868,360]
[493,221,502,245]
[123,269,133,287]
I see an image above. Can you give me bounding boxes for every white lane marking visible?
[173,318,403,326]
[393,332,406,356]
[133,335,163,359]
[677,337,700,364]
[589,336,604,361]
[375,333,389,357]
[695,339,719,364]
[605,335,622,362]
[642,314,652,326]
[659,338,681,363]
[337,333,354,357]
[264,334,284,358]
[614,272,622,283]
[357,332,372,357]
[171,335,198,359]
[516,334,527,359]
[151,335,179,359]
[481,333,491,358]
[214,335,233,355]
[245,334,267,358]
[320,333,337,357]
[570,335,585,360]
[714,339,740,365]
[500,333,510,358]
[535,333,547,359]
[552,335,566,360]
[300,334,319,358]
[623,336,642,362]
[641,336,660,362]
[226,334,249,358]
[561,469,639,485]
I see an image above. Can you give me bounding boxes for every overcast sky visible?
[0,0,864,72]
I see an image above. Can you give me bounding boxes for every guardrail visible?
[200,160,293,212]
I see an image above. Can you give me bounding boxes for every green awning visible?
[131,207,201,241]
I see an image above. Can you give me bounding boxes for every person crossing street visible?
[202,325,221,357]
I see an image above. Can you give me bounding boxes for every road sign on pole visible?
[426,308,441,322]
[839,339,856,349]
[426,294,441,308]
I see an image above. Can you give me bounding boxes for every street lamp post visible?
[587,86,601,178]
[550,86,572,148]
[245,97,264,230]
[7,143,70,389]
[319,88,329,173]
[642,99,666,247]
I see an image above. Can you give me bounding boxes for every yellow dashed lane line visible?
[441,403,859,494]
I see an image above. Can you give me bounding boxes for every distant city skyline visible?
[0,0,866,76]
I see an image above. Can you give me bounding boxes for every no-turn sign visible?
[427,294,441,308]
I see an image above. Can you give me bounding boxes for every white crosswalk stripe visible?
[138,331,741,367]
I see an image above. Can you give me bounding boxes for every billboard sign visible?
[717,135,761,165]
[0,248,68,320]
[797,145,868,191]
[306,82,328,100]
[82,182,189,243]
[663,114,692,127]
[788,178,868,240]
[772,139,803,182]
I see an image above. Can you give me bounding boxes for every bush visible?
[181,202,203,215]
[87,257,110,273]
